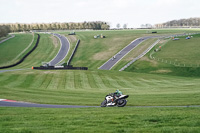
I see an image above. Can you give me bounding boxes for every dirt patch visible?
[50,35,59,48]
[43,71,57,74]
[67,35,77,43]
[150,69,172,74]
[24,72,34,74]
[93,51,113,60]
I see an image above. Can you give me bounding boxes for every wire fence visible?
[150,56,200,68]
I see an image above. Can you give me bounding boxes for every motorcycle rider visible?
[112,89,122,102]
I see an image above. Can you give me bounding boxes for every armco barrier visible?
[0,34,40,69]
[67,39,80,65]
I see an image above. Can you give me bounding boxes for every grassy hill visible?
[125,33,200,77]
[0,29,200,132]
[0,33,34,67]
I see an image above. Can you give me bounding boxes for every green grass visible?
[0,107,199,133]
[153,34,200,65]
[0,33,33,67]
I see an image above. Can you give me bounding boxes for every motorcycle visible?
[101,93,129,107]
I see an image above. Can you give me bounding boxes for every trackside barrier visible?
[67,39,80,66]
[33,65,88,70]
[0,34,40,69]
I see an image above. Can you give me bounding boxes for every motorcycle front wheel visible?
[117,99,127,107]
[101,100,107,107]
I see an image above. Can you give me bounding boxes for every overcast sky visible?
[0,0,200,28]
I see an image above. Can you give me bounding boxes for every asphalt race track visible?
[0,100,200,108]
[49,34,70,66]
[0,100,99,108]
[99,36,160,70]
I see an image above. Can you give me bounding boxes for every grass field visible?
[153,34,200,65]
[1,29,200,132]
[0,107,199,133]
[0,33,34,67]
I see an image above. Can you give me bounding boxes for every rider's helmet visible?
[115,89,122,96]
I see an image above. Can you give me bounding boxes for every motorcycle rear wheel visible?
[101,100,107,107]
[117,99,127,107]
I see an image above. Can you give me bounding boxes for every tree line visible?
[0,25,11,37]
[0,21,110,33]
[155,17,200,28]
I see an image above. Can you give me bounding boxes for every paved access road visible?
[49,34,70,66]
[99,36,160,70]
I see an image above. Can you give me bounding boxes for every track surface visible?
[99,36,160,70]
[0,101,199,108]
[49,34,70,66]
[0,101,98,108]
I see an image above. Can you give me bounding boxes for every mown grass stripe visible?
[99,73,116,88]
[17,74,35,88]
[91,72,107,89]
[114,76,133,88]
[0,75,20,87]
[80,72,91,89]
[86,71,98,88]
[65,71,75,89]
[57,71,66,90]
[8,74,28,88]
[39,73,54,89]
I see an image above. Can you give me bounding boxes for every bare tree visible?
[123,24,127,29]
[116,23,120,29]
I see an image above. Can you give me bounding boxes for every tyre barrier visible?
[32,65,88,70]
[67,39,80,65]
[0,34,40,69]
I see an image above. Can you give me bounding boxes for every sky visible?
[0,0,200,28]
